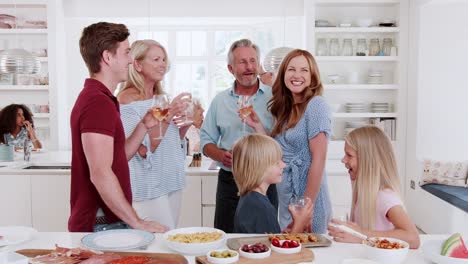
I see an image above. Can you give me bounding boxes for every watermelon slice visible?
[441,233,468,259]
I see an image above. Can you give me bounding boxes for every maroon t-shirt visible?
[68,78,132,232]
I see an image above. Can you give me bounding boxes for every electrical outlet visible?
[410,180,415,190]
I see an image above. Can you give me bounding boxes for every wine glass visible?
[151,94,169,140]
[238,95,253,135]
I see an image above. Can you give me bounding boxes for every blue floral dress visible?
[275,96,332,234]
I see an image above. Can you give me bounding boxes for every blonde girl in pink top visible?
[327,126,420,249]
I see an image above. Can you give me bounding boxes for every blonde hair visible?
[119,39,169,98]
[269,49,323,137]
[345,126,401,230]
[232,134,282,196]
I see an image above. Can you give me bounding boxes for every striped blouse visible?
[120,99,186,201]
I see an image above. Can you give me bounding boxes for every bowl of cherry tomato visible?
[270,239,302,254]
[239,243,271,259]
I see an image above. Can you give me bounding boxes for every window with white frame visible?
[124,17,295,109]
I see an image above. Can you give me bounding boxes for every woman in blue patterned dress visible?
[0,104,42,149]
[117,40,202,229]
[243,49,332,233]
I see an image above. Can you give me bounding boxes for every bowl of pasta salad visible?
[163,227,226,255]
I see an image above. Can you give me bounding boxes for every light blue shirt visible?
[200,81,274,171]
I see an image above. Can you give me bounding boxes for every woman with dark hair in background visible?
[0,104,42,149]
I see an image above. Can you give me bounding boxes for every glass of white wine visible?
[238,95,253,135]
[151,94,169,140]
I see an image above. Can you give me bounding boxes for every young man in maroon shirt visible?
[69,22,168,233]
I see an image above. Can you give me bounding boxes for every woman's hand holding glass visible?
[239,108,267,135]
[169,92,192,128]
[151,94,170,140]
[285,195,313,233]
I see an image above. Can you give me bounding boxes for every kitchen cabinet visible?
[178,176,202,227]
[0,1,52,147]
[31,174,70,231]
[0,174,32,226]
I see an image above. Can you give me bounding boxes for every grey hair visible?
[227,39,260,65]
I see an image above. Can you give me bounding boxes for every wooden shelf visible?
[315,27,399,33]
[324,84,398,90]
[0,85,48,91]
[0,29,47,34]
[316,56,399,62]
[333,113,397,118]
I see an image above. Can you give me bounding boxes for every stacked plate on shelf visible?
[345,103,369,113]
[344,121,369,136]
[371,102,390,113]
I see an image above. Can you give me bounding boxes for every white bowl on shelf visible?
[356,19,373,27]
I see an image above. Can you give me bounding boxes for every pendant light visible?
[0,3,41,74]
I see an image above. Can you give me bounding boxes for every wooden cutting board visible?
[226,234,332,250]
[16,249,188,264]
[195,248,314,264]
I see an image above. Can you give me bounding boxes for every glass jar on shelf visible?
[382,38,393,56]
[329,38,340,56]
[356,38,367,56]
[316,38,328,56]
[369,38,380,56]
[342,39,353,56]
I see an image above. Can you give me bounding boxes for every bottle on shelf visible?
[356,39,367,56]
[342,39,353,56]
[382,38,393,56]
[316,38,328,56]
[329,38,340,56]
[369,38,381,56]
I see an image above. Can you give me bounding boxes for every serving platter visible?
[17,249,188,264]
[226,233,332,250]
[196,247,314,264]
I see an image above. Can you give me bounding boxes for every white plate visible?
[0,226,37,247]
[422,239,468,264]
[81,229,154,251]
[163,227,226,255]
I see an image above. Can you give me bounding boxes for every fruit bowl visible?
[422,239,468,264]
[238,243,271,259]
[270,239,302,254]
[363,237,409,264]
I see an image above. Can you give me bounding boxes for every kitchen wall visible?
[405,0,468,233]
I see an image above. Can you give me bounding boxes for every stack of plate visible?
[345,103,369,113]
[367,71,383,84]
[371,102,390,113]
[344,121,368,136]
[0,144,14,161]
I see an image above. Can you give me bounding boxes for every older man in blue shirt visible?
[200,39,278,233]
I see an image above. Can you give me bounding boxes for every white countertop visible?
[0,150,348,176]
[6,232,440,264]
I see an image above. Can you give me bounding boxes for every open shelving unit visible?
[0,1,51,146]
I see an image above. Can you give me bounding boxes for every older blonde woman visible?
[118,39,203,229]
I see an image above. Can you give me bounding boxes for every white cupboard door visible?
[328,175,352,207]
[0,174,32,226]
[178,176,202,227]
[31,175,70,231]
[201,176,217,205]
[202,205,215,227]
